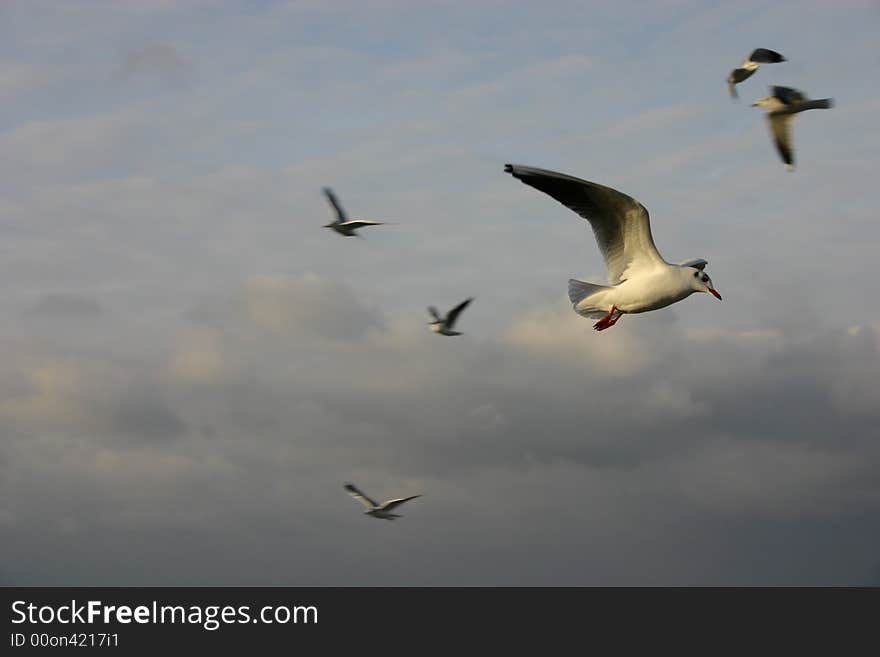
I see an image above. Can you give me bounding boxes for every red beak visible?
[708,287,722,301]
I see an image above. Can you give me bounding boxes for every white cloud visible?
[503,301,661,376]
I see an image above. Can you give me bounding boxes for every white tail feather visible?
[568,279,611,318]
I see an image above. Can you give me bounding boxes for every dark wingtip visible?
[503,163,514,174]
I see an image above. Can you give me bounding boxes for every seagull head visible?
[690,268,722,300]
[751,96,774,108]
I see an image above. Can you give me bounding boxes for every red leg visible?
[593,306,622,331]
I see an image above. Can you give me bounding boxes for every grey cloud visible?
[0,272,878,585]
[0,365,32,401]
[120,278,880,485]
[108,383,188,441]
[28,293,103,319]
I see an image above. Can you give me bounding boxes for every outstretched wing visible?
[323,187,348,222]
[445,297,474,328]
[339,220,384,228]
[768,113,795,168]
[344,483,378,509]
[505,164,666,283]
[749,48,786,64]
[428,306,442,321]
[679,258,708,271]
[728,67,754,86]
[771,86,806,106]
[380,495,421,512]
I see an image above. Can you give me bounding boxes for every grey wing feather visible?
[380,495,421,512]
[445,297,474,327]
[679,258,708,270]
[323,187,348,222]
[504,164,665,283]
[344,483,378,509]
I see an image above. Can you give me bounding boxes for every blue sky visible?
[0,0,879,585]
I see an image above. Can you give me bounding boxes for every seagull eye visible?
[693,271,699,278]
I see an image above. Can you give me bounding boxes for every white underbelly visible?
[610,276,692,314]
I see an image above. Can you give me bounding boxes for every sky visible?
[1,0,879,585]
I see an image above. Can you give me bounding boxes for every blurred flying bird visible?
[752,86,834,170]
[344,483,421,521]
[428,298,474,336]
[504,164,721,332]
[727,48,786,99]
[322,187,386,237]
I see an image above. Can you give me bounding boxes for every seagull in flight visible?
[504,164,721,332]
[428,298,474,336]
[727,48,786,99]
[752,86,834,171]
[322,187,386,237]
[344,483,421,521]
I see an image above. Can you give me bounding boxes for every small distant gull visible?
[752,86,834,171]
[505,164,721,331]
[344,483,421,521]
[428,297,474,336]
[322,187,386,237]
[727,48,786,100]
